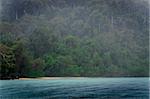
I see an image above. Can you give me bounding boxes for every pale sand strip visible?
[19,77,85,80]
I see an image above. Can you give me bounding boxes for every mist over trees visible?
[0,0,149,78]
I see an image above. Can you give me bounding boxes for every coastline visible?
[1,76,149,80]
[19,77,85,80]
[18,76,149,80]
[19,77,60,80]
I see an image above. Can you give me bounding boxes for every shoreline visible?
[18,76,149,80]
[1,76,149,80]
[19,77,87,80]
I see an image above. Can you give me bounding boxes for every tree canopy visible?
[0,0,149,78]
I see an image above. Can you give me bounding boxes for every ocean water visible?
[0,77,149,99]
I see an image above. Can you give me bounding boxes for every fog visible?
[0,0,1,10]
[0,0,149,78]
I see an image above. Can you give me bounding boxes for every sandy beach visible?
[19,77,85,80]
[19,77,63,80]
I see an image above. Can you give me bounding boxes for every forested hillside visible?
[0,0,149,78]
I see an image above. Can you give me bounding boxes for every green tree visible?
[0,44,16,78]
[12,39,31,77]
[27,58,45,77]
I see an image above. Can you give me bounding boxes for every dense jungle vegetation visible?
[0,0,149,78]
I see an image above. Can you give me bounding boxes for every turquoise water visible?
[0,78,149,99]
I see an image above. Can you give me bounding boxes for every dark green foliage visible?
[0,44,16,78]
[0,0,149,78]
[12,39,32,77]
[27,58,45,77]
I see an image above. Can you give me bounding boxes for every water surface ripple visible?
[0,77,149,99]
